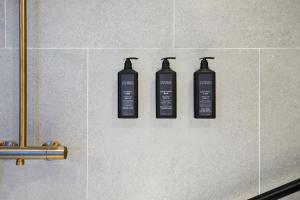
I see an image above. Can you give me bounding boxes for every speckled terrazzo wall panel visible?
[0,49,87,200]
[88,49,259,200]
[6,0,173,48]
[261,50,300,200]
[0,0,299,200]
[176,0,300,48]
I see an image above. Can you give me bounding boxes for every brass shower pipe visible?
[0,0,68,165]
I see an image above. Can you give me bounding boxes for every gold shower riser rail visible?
[0,0,68,165]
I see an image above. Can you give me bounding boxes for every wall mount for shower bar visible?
[0,0,68,166]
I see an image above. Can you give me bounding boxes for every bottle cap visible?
[161,57,176,69]
[124,57,138,69]
[200,57,214,69]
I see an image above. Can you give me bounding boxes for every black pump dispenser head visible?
[161,57,176,69]
[124,57,138,69]
[200,57,214,69]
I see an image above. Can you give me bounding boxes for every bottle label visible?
[159,74,173,116]
[120,74,135,116]
[198,74,213,116]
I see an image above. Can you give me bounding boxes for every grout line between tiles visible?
[174,47,300,50]
[1,47,300,50]
[256,47,300,50]
[172,0,175,48]
[4,0,6,48]
[86,49,89,200]
[258,48,261,194]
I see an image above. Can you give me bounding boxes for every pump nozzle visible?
[200,57,215,69]
[161,57,176,69]
[200,57,215,60]
[124,57,138,69]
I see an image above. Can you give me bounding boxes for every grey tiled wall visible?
[0,0,4,47]
[176,0,300,48]
[261,50,300,194]
[0,49,87,200]
[0,1,299,200]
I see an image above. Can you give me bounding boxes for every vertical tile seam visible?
[0,48,300,50]
[258,48,261,194]
[4,0,6,48]
[172,0,175,48]
[86,48,89,200]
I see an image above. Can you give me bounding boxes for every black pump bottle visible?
[118,57,138,118]
[194,57,216,118]
[156,57,177,118]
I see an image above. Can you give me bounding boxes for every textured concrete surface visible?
[0,50,18,141]
[88,49,259,200]
[176,0,300,48]
[261,50,300,200]
[0,50,87,200]
[1,0,300,200]
[6,0,173,48]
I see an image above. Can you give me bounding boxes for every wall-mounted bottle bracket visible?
[0,0,68,166]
